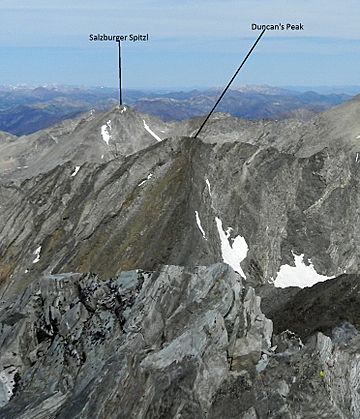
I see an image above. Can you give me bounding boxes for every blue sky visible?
[0,0,360,89]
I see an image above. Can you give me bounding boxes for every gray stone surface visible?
[2,111,360,295]
[1,99,360,417]
[1,264,359,418]
[0,264,263,417]
[0,106,173,180]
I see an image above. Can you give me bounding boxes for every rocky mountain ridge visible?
[1,98,360,417]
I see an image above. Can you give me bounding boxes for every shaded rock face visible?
[267,273,360,339]
[0,137,220,293]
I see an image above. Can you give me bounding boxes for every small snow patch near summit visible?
[215,217,248,278]
[273,253,334,288]
[101,120,112,145]
[143,120,162,142]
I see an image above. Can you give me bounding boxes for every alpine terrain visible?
[0,85,352,135]
[1,96,360,418]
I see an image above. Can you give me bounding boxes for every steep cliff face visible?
[1,100,360,417]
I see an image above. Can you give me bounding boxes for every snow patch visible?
[120,106,127,114]
[32,246,42,264]
[226,227,233,235]
[357,135,360,139]
[101,155,104,159]
[215,217,248,278]
[101,120,112,145]
[71,166,80,177]
[195,211,206,239]
[205,179,212,196]
[356,152,359,163]
[138,173,153,187]
[0,367,18,406]
[143,120,162,142]
[274,253,334,288]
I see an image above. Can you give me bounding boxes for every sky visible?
[0,0,360,89]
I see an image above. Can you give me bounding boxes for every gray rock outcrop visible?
[0,264,269,418]
[1,264,359,418]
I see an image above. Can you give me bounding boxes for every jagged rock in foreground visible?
[0,264,270,418]
[0,263,359,418]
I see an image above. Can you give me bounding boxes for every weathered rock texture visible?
[1,100,360,417]
[0,264,269,417]
[1,124,360,296]
[1,265,359,418]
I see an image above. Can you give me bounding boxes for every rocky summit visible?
[1,99,360,418]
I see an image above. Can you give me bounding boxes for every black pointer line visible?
[117,40,122,106]
[194,29,266,139]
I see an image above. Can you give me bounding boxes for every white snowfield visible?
[215,217,248,278]
[32,246,42,264]
[143,120,162,142]
[195,211,206,239]
[273,253,334,288]
[71,166,80,177]
[101,120,112,145]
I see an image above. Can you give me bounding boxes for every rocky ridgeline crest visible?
[1,101,360,417]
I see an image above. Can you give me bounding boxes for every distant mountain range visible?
[0,84,355,135]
